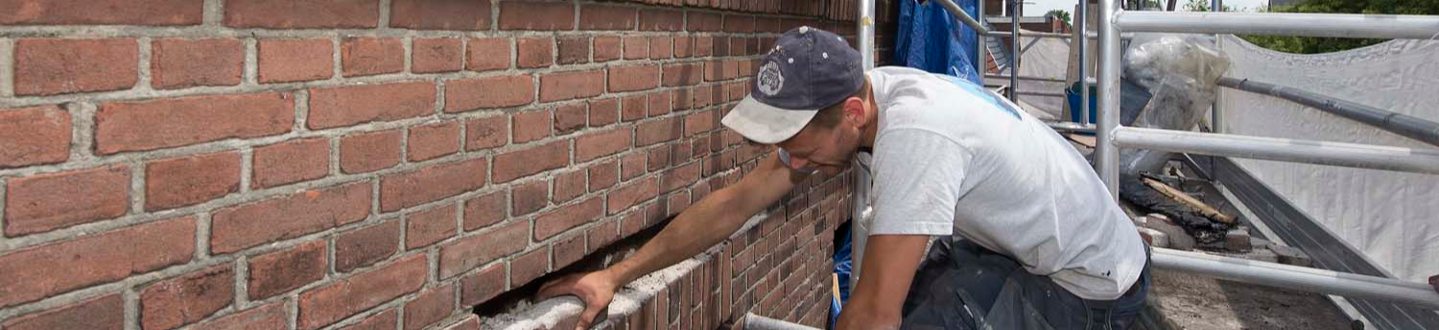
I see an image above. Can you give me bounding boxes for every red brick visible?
[638,9,683,31]
[511,180,549,216]
[466,37,511,72]
[4,165,129,236]
[464,116,509,151]
[593,36,621,62]
[340,129,402,173]
[588,98,620,127]
[557,36,590,65]
[336,220,401,273]
[554,103,588,135]
[389,0,490,30]
[608,64,660,93]
[145,151,241,211]
[650,36,673,59]
[141,265,233,330]
[534,197,603,241]
[462,191,506,231]
[553,233,586,269]
[512,109,552,143]
[0,216,193,308]
[379,158,487,212]
[439,221,527,278]
[339,309,396,330]
[408,121,461,161]
[510,248,549,287]
[588,161,619,192]
[341,37,404,77]
[0,105,70,169]
[674,36,692,58]
[621,95,646,122]
[607,177,658,215]
[96,92,293,154]
[663,63,704,87]
[151,38,243,89]
[247,240,326,300]
[539,70,605,102]
[619,152,646,180]
[662,162,701,193]
[646,146,670,171]
[575,128,632,163]
[498,1,575,30]
[225,0,379,28]
[647,91,673,116]
[693,36,714,57]
[308,81,435,130]
[622,36,649,60]
[579,4,636,30]
[685,110,717,137]
[404,285,454,330]
[637,118,681,147]
[14,38,137,96]
[553,170,587,203]
[299,255,427,330]
[0,0,200,26]
[588,219,620,253]
[722,15,755,33]
[517,37,554,68]
[412,38,464,73]
[258,38,333,83]
[210,182,370,253]
[407,205,457,249]
[445,75,533,113]
[687,12,723,32]
[459,263,505,305]
[492,140,569,183]
[253,138,329,189]
[2,294,122,330]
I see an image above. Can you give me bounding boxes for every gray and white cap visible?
[720,26,864,144]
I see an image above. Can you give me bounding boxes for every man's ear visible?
[843,96,868,126]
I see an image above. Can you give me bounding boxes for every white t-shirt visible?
[859,66,1146,300]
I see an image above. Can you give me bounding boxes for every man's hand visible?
[536,271,620,330]
[835,234,931,330]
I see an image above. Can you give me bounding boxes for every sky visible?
[1025,0,1271,17]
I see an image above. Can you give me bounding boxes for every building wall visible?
[0,1,865,329]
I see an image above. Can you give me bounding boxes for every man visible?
[538,26,1150,329]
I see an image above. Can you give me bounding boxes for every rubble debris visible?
[1225,228,1251,253]
[1268,245,1313,267]
[1430,275,1438,295]
[1138,227,1170,248]
[1141,176,1236,225]
[1120,175,1231,243]
[1144,216,1196,251]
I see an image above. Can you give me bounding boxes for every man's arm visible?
[537,151,806,330]
[835,234,930,330]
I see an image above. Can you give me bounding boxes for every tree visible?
[1183,0,1236,12]
[1046,9,1071,25]
[1239,0,1439,54]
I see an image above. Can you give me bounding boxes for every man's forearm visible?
[602,188,752,285]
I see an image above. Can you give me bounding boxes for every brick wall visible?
[0,1,862,329]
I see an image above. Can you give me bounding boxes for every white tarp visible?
[1217,35,1439,282]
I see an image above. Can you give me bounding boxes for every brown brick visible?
[607,176,657,215]
[412,37,464,73]
[517,37,554,68]
[408,121,461,162]
[620,95,646,122]
[509,248,549,287]
[593,36,621,62]
[211,182,370,253]
[308,81,435,130]
[647,91,672,116]
[575,128,632,163]
[404,285,454,330]
[389,0,490,30]
[674,36,692,58]
[444,74,534,113]
[464,116,509,151]
[193,304,287,330]
[512,109,552,143]
[466,37,511,72]
[637,117,681,146]
[608,64,660,93]
[340,129,403,173]
[619,152,646,180]
[406,205,457,250]
[534,197,603,241]
[539,70,605,103]
[339,309,396,330]
[649,36,673,59]
[379,158,488,212]
[510,180,549,216]
[258,38,333,83]
[4,165,129,236]
[588,161,619,192]
[247,240,326,300]
[722,15,755,33]
[498,1,575,30]
[462,191,506,231]
[553,170,587,203]
[459,263,505,305]
[299,255,427,330]
[96,92,293,154]
[336,220,401,273]
[14,38,137,96]
[687,12,722,32]
[663,63,704,87]
[638,9,683,31]
[151,38,243,89]
[0,216,193,308]
[557,36,591,65]
[2,294,122,330]
[140,265,233,330]
[225,0,379,28]
[438,221,527,279]
[342,37,404,77]
[588,98,620,127]
[554,103,587,135]
[0,105,70,169]
[145,151,241,211]
[662,162,701,193]
[492,140,569,183]
[646,146,670,171]
[693,36,714,57]
[0,0,200,26]
[579,4,636,30]
[685,110,716,137]
[622,36,649,60]
[253,138,329,189]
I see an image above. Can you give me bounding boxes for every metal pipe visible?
[1153,248,1439,309]
[1048,121,1096,134]
[936,0,991,35]
[1010,0,1021,102]
[1097,0,1122,199]
[858,0,875,70]
[743,313,819,330]
[977,0,988,75]
[1218,77,1439,148]
[984,74,1068,82]
[1115,11,1439,39]
[1210,0,1223,133]
[1078,0,1090,126]
[984,31,1072,38]
[1112,127,1439,175]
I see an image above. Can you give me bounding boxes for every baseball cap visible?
[720,26,864,144]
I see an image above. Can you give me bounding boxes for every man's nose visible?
[788,157,810,170]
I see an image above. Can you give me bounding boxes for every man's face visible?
[776,109,862,176]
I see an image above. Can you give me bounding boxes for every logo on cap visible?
[756,61,783,96]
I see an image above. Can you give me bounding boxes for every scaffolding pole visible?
[1112,127,1439,175]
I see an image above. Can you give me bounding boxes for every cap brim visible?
[721,95,820,145]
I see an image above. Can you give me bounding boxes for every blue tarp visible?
[894,0,983,85]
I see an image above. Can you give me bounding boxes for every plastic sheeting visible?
[894,0,982,84]
[1217,35,1439,283]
